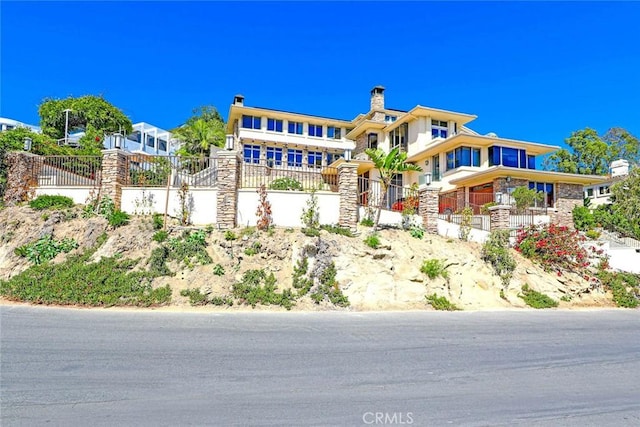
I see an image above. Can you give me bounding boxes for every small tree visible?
[301,188,320,230]
[256,184,272,231]
[512,186,543,213]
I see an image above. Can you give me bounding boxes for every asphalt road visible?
[1,306,640,426]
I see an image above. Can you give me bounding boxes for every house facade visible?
[226,87,606,219]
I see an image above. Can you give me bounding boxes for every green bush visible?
[425,294,460,311]
[301,227,321,237]
[269,177,303,191]
[108,210,130,228]
[180,288,233,307]
[244,242,262,256]
[598,271,639,308]
[572,205,595,231]
[152,213,164,230]
[360,217,374,227]
[15,235,79,265]
[320,224,354,237]
[213,264,225,276]
[519,284,558,309]
[292,256,313,296]
[0,250,171,307]
[585,229,601,240]
[409,226,424,239]
[481,230,516,287]
[364,233,380,249]
[224,230,237,241]
[232,269,295,310]
[29,195,74,211]
[420,259,450,280]
[152,230,168,243]
[310,262,349,307]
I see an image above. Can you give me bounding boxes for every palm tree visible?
[365,147,422,230]
[172,108,225,158]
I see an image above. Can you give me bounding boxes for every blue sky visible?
[2,1,639,148]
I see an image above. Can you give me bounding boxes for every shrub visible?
[310,262,349,307]
[255,184,272,231]
[598,271,639,308]
[224,230,237,241]
[292,256,313,296]
[213,264,225,276]
[360,217,374,227]
[301,188,320,230]
[108,210,130,228]
[519,284,558,309]
[152,230,168,243]
[480,201,497,214]
[152,213,164,230]
[512,186,544,213]
[420,259,450,281]
[180,289,234,307]
[269,177,303,191]
[425,294,460,311]
[572,205,595,231]
[458,207,473,241]
[15,235,79,265]
[320,224,354,237]
[364,233,380,249]
[166,230,212,268]
[585,229,601,240]
[244,242,262,256]
[232,269,295,310]
[409,226,424,240]
[29,195,74,211]
[481,230,516,287]
[301,227,321,237]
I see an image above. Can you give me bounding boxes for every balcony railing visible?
[240,159,338,192]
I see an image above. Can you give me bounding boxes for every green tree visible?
[544,127,639,175]
[512,186,543,213]
[172,106,225,157]
[364,147,422,230]
[609,167,640,238]
[38,95,133,151]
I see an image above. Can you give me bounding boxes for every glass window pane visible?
[446,151,455,170]
[276,120,282,132]
[288,122,295,133]
[242,115,252,129]
[327,127,334,138]
[502,147,519,167]
[460,147,471,167]
[519,150,527,169]
[472,148,480,166]
[527,155,535,169]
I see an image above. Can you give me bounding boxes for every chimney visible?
[233,94,245,106]
[370,86,385,111]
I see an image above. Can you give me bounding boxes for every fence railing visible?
[126,156,218,188]
[439,191,550,215]
[358,177,419,212]
[36,156,102,187]
[240,159,338,191]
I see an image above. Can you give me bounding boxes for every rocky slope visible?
[0,206,613,311]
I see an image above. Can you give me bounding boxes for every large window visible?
[327,126,342,139]
[489,146,534,169]
[266,147,283,166]
[308,124,323,138]
[445,146,481,171]
[158,139,167,152]
[308,151,322,168]
[287,149,303,167]
[390,123,408,152]
[431,120,448,139]
[528,182,554,207]
[242,115,261,130]
[243,144,261,164]
[267,118,283,132]
[288,121,303,135]
[146,135,155,148]
[127,131,141,143]
[368,133,378,150]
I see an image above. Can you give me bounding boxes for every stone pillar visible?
[338,162,359,231]
[489,205,511,231]
[216,150,241,229]
[100,149,130,210]
[456,187,465,212]
[419,185,441,234]
[550,183,583,229]
[3,151,42,206]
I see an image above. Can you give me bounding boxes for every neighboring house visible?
[583,159,630,207]
[94,122,176,155]
[0,117,41,133]
[226,86,607,213]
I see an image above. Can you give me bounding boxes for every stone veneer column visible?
[550,183,584,229]
[216,150,241,229]
[3,151,42,206]
[456,187,466,212]
[338,162,359,232]
[419,185,441,234]
[489,205,511,231]
[100,149,130,210]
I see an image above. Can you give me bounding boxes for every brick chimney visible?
[233,94,244,106]
[370,86,385,111]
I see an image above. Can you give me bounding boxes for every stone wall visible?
[2,152,41,206]
[216,151,241,229]
[550,183,583,229]
[419,185,440,234]
[492,177,528,196]
[101,150,130,210]
[489,205,511,231]
[338,163,359,231]
[354,133,368,157]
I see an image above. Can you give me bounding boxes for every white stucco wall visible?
[237,189,340,227]
[120,187,217,225]
[35,187,93,204]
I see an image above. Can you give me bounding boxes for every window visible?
[6,125,14,130]
[158,139,167,152]
[243,144,261,164]
[368,133,378,150]
[288,121,303,135]
[309,124,323,138]
[287,149,303,167]
[431,119,448,139]
[327,126,342,139]
[445,146,481,171]
[242,115,261,130]
[527,155,536,170]
[390,123,408,152]
[267,118,283,132]
[432,155,440,181]
[146,135,155,148]
[489,146,532,169]
[327,152,339,164]
[127,131,141,143]
[266,147,283,166]
[528,182,554,207]
[586,188,594,198]
[308,151,322,168]
[385,115,397,123]
[599,186,610,195]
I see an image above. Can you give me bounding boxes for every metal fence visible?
[126,155,218,188]
[240,159,338,191]
[36,156,102,187]
[357,177,419,212]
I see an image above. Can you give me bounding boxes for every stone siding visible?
[419,186,441,234]
[338,163,359,231]
[493,177,528,196]
[100,150,130,210]
[216,151,241,229]
[3,152,41,206]
[550,183,583,229]
[489,205,511,231]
